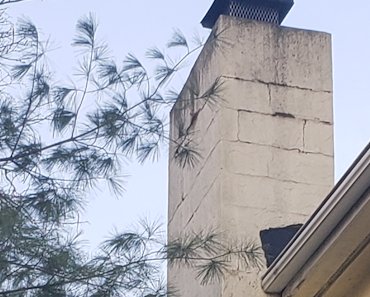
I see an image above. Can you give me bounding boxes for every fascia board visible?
[282,189,370,297]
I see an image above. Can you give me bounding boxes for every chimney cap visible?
[201,0,294,29]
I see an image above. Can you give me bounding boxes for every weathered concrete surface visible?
[168,15,333,297]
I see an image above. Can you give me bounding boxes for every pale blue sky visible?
[7,0,370,248]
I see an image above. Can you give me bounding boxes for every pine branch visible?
[9,23,39,158]
[0,126,100,163]
[0,10,253,297]
[71,14,97,137]
[0,0,28,6]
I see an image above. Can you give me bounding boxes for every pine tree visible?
[0,4,262,296]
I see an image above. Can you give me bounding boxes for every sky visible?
[6,0,370,249]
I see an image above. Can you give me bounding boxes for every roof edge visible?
[262,142,370,293]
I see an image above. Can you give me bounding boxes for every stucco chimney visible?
[168,1,334,296]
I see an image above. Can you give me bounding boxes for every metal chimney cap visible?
[201,0,294,29]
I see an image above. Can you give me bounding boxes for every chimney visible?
[168,1,334,296]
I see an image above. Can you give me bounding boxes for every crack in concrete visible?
[237,111,242,141]
[184,173,221,228]
[228,171,332,187]
[229,138,333,158]
[186,139,223,193]
[205,115,216,134]
[267,83,272,106]
[303,120,307,151]
[168,194,187,225]
[169,140,223,225]
[235,108,333,126]
[221,75,332,94]
[226,203,310,217]
[273,112,296,119]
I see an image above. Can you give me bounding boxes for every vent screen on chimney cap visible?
[201,0,294,29]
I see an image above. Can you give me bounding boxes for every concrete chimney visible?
[168,1,334,296]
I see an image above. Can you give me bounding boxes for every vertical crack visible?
[303,120,307,151]
[267,83,272,106]
[237,110,241,141]
[168,194,187,225]
[184,173,221,228]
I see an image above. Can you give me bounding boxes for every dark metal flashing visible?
[260,224,303,267]
[201,0,294,29]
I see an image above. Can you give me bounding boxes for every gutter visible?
[262,141,370,293]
